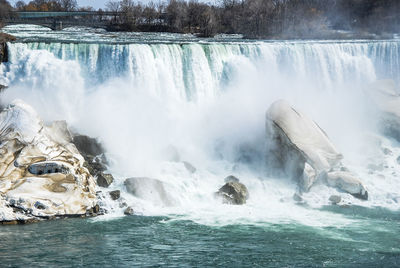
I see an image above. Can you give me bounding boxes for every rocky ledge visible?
[0,32,16,63]
[0,100,98,224]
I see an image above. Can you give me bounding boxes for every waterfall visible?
[4,40,400,102]
[1,38,400,221]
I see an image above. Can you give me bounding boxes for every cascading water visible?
[1,26,400,226]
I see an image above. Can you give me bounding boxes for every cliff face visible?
[0,32,16,63]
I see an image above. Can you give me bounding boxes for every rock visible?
[382,148,392,155]
[124,177,175,206]
[293,193,303,202]
[265,100,343,190]
[0,33,16,63]
[0,100,97,223]
[0,84,7,92]
[86,204,101,216]
[83,156,107,176]
[72,135,105,157]
[216,182,249,205]
[182,161,196,173]
[329,195,341,204]
[265,100,368,197]
[47,120,73,143]
[301,163,317,191]
[109,190,120,200]
[72,134,108,177]
[397,156,400,165]
[324,171,368,200]
[96,173,114,188]
[124,207,134,215]
[224,175,240,183]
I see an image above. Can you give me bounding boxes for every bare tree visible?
[58,0,77,11]
[106,1,120,22]
[0,0,12,24]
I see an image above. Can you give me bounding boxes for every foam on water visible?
[1,28,400,227]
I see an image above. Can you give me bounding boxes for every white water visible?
[1,29,400,226]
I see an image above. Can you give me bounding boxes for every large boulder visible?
[265,100,367,199]
[266,100,342,186]
[72,135,104,158]
[96,173,114,188]
[0,100,97,223]
[266,100,343,174]
[324,171,368,200]
[72,134,112,187]
[216,182,249,205]
[124,177,175,206]
[365,80,400,141]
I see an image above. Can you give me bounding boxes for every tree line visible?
[1,0,400,38]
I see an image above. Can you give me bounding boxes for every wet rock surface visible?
[329,195,341,204]
[124,177,175,206]
[0,33,16,63]
[224,175,240,183]
[96,173,114,188]
[124,206,134,215]
[183,161,196,173]
[109,190,120,200]
[216,182,249,205]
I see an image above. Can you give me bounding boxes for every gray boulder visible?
[216,182,249,205]
[72,134,108,177]
[329,195,341,204]
[72,135,105,157]
[109,190,120,200]
[182,161,196,173]
[324,171,368,200]
[224,175,240,183]
[97,173,114,188]
[124,177,174,206]
[124,207,134,215]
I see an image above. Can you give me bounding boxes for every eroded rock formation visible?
[0,100,97,223]
[265,100,368,199]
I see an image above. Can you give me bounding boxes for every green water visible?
[1,206,399,267]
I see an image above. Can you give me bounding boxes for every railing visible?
[11,11,121,19]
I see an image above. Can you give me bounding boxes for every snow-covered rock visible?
[0,100,97,223]
[265,100,368,199]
